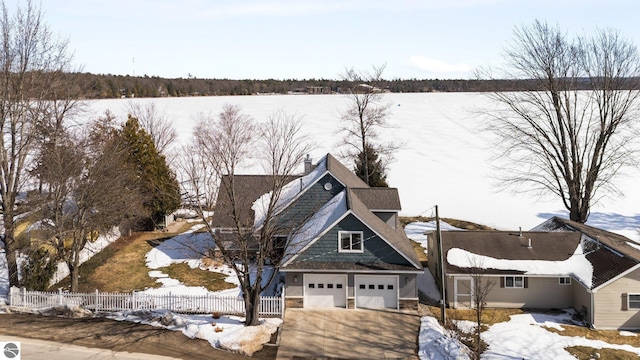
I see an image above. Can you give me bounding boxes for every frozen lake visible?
[83,93,640,240]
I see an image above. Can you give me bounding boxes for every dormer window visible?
[338,231,363,253]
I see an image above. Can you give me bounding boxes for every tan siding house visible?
[427,217,640,329]
[592,266,640,329]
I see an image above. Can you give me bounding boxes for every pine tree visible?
[354,144,388,187]
[121,116,181,228]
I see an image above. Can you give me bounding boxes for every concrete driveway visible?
[276,308,420,359]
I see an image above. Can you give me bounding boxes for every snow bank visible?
[447,244,594,288]
[482,311,640,359]
[418,316,471,360]
[108,310,281,356]
[50,228,121,286]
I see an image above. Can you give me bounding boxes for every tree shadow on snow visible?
[537,210,640,232]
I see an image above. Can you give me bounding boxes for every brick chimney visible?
[304,154,312,174]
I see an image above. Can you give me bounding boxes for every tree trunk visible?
[3,209,19,287]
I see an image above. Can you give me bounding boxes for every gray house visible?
[210,153,422,310]
[427,216,640,329]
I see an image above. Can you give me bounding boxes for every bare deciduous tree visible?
[0,0,80,287]
[480,20,640,223]
[463,257,494,359]
[181,104,312,326]
[339,64,397,186]
[37,113,148,291]
[125,101,177,154]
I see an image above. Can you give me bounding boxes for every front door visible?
[454,277,474,308]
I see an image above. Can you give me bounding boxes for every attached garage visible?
[303,274,347,308]
[355,275,399,309]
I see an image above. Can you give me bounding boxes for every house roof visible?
[442,230,582,266]
[350,188,402,211]
[535,216,640,262]
[325,154,368,188]
[346,188,420,267]
[209,175,286,229]
[533,216,640,290]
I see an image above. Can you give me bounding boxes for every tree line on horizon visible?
[71,72,608,98]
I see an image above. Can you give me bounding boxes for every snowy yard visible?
[3,220,640,358]
[0,221,281,356]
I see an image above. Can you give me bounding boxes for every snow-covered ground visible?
[82,93,640,241]
[415,258,640,360]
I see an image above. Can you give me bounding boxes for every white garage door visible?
[355,275,398,309]
[304,274,347,308]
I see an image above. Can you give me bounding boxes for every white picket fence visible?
[8,287,283,317]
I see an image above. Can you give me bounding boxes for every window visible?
[387,285,394,290]
[327,283,334,289]
[359,284,365,289]
[368,284,375,289]
[378,285,384,290]
[337,284,343,289]
[308,283,315,289]
[504,276,525,288]
[629,294,640,309]
[559,277,571,285]
[338,231,363,252]
[318,284,324,289]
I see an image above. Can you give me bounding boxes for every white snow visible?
[81,94,640,242]
[481,311,640,359]
[107,310,281,356]
[447,244,594,288]
[418,316,471,360]
[281,190,347,265]
[252,155,328,229]
[50,228,121,286]
[405,221,461,251]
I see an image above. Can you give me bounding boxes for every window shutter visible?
[524,277,528,288]
[500,277,504,288]
[622,293,628,311]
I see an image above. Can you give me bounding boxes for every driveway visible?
[276,308,420,359]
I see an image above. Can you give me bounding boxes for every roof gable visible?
[281,188,421,270]
[534,217,640,290]
[534,217,640,262]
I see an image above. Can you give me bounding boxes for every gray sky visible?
[15,0,640,79]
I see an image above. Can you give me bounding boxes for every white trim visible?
[453,276,474,309]
[281,209,350,267]
[559,277,572,285]
[503,276,525,288]
[592,263,640,293]
[338,231,364,253]
[282,193,421,270]
[628,293,640,310]
[348,212,423,270]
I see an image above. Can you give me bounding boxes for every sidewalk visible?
[0,336,181,360]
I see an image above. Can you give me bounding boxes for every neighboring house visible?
[210,153,422,310]
[426,216,640,329]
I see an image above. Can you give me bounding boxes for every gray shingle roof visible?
[350,188,402,211]
[441,230,582,274]
[534,216,640,289]
[209,175,298,228]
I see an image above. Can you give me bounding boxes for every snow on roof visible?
[281,190,347,266]
[252,156,328,229]
[447,244,594,288]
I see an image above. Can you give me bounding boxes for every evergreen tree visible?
[354,144,388,187]
[121,116,181,228]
